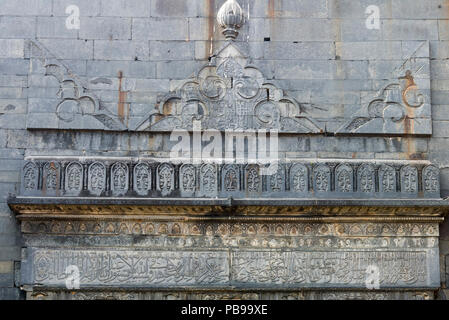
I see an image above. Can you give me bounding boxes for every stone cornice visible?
[8,196,449,218]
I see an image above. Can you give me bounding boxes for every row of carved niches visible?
[20,160,441,199]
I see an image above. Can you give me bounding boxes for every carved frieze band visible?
[21,222,439,251]
[21,160,441,199]
[23,248,438,289]
[27,290,434,301]
[21,221,439,238]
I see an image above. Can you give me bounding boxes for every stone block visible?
[269,19,336,41]
[273,60,334,80]
[336,41,402,60]
[392,0,449,19]
[0,172,20,183]
[0,17,35,39]
[38,39,94,60]
[0,114,27,130]
[0,59,29,76]
[37,17,79,39]
[100,0,150,17]
[86,60,156,78]
[271,0,328,18]
[26,113,59,129]
[53,0,101,17]
[151,0,203,17]
[0,100,27,115]
[0,149,24,160]
[150,41,194,61]
[79,17,132,40]
[329,0,389,19]
[0,40,24,59]
[382,20,439,41]
[0,0,51,15]
[0,288,23,300]
[94,40,149,61]
[432,121,449,138]
[156,61,204,79]
[263,42,335,60]
[340,19,383,42]
[133,18,189,41]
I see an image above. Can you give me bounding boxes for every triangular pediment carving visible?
[26,39,431,136]
[135,43,323,134]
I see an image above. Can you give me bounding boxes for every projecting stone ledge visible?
[8,196,449,217]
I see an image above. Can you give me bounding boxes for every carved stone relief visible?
[133,163,152,196]
[22,162,38,193]
[65,162,83,194]
[88,162,106,196]
[357,164,376,193]
[335,164,353,193]
[22,247,438,289]
[313,165,331,193]
[20,159,441,199]
[26,38,431,136]
[199,164,218,197]
[245,164,262,194]
[379,165,397,193]
[338,42,431,135]
[401,165,418,194]
[110,162,129,196]
[423,165,440,196]
[42,162,60,194]
[290,163,309,194]
[267,165,286,193]
[222,164,240,194]
[180,164,197,196]
[157,163,175,196]
[27,290,435,301]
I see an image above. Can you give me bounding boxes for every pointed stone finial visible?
[217,0,246,40]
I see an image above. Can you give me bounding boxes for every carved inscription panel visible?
[23,248,438,289]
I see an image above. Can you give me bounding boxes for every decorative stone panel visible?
[19,158,441,199]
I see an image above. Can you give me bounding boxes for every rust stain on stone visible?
[162,100,175,116]
[268,0,275,18]
[268,0,276,40]
[205,0,216,59]
[118,71,127,125]
[399,70,417,159]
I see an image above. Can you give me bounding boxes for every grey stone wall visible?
[1,0,449,299]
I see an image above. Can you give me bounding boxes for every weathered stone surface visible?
[17,158,441,200]
[2,0,449,301]
[27,289,435,300]
[24,38,432,136]
[20,231,439,290]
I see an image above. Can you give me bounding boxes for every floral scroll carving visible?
[135,43,322,134]
[157,163,175,196]
[401,166,418,194]
[313,165,331,193]
[88,162,106,195]
[335,164,353,193]
[65,162,83,193]
[43,162,60,192]
[379,165,397,193]
[134,163,152,196]
[19,159,440,199]
[422,165,440,195]
[357,164,375,193]
[290,164,309,194]
[23,162,38,192]
[111,163,129,196]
